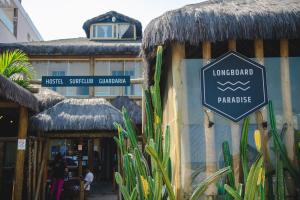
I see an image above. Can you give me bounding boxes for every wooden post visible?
[0,142,4,196]
[33,139,37,194]
[79,138,84,200]
[254,39,268,161]
[171,42,185,199]
[89,57,95,97]
[42,139,49,200]
[203,41,217,198]
[14,106,28,200]
[228,40,242,186]
[88,139,94,171]
[28,139,32,200]
[280,39,295,161]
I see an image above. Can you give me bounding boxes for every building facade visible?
[0,0,42,42]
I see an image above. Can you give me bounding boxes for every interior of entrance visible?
[48,137,118,198]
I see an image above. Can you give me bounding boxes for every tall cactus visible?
[114,46,230,200]
[222,141,235,189]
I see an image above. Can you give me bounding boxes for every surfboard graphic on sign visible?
[201,51,268,122]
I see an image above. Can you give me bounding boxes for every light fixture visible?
[112,16,116,22]
[0,115,3,120]
[10,120,13,124]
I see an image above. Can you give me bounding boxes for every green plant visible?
[0,49,34,88]
[114,46,230,200]
[240,117,250,184]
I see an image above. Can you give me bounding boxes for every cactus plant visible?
[114,46,230,200]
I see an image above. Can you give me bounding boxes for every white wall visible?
[0,0,42,43]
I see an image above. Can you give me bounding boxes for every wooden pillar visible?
[88,139,94,171]
[171,42,185,199]
[33,139,37,194]
[202,41,217,197]
[228,40,242,186]
[89,57,95,97]
[0,142,4,195]
[14,106,28,200]
[27,139,32,200]
[280,39,295,161]
[79,138,84,200]
[42,139,49,200]
[254,39,269,162]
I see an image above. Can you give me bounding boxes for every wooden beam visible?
[0,101,19,108]
[203,41,217,197]
[45,131,117,138]
[14,106,28,200]
[171,42,185,199]
[280,39,295,161]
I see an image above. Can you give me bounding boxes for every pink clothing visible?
[50,178,64,200]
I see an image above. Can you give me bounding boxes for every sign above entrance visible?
[201,51,268,122]
[42,76,130,87]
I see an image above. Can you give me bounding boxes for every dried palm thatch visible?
[0,38,141,56]
[142,0,300,59]
[111,96,142,125]
[30,98,123,132]
[0,74,38,111]
[34,88,66,111]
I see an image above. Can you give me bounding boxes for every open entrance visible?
[48,136,118,199]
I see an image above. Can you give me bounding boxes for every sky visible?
[22,0,201,41]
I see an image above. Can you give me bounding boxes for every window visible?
[94,60,143,96]
[91,23,135,40]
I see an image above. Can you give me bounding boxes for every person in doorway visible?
[50,153,67,200]
[84,168,94,198]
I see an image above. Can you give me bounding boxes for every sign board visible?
[201,51,268,122]
[17,139,26,150]
[42,76,130,87]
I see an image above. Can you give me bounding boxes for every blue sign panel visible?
[201,51,268,122]
[41,76,130,87]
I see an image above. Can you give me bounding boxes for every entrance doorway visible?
[48,137,118,199]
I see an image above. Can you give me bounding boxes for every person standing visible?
[84,168,94,199]
[50,153,67,200]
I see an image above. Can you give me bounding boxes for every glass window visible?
[95,61,110,96]
[91,23,136,39]
[118,24,135,39]
[31,60,90,97]
[110,61,124,96]
[93,24,113,38]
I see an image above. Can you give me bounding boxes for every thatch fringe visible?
[0,38,141,56]
[0,75,39,112]
[111,96,142,125]
[142,0,300,59]
[34,88,66,112]
[30,98,123,132]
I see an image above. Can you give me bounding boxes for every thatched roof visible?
[142,0,300,57]
[83,11,142,39]
[30,98,123,132]
[34,88,66,111]
[0,75,39,112]
[111,96,142,125]
[0,37,141,56]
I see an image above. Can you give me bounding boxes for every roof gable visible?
[83,11,142,39]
